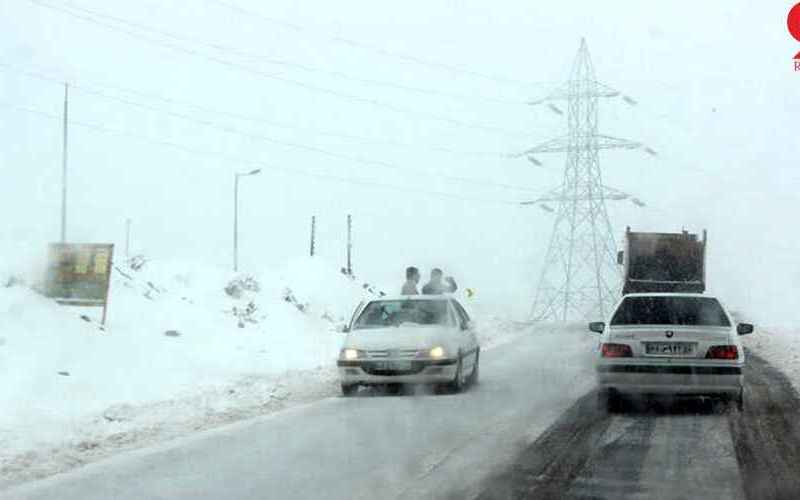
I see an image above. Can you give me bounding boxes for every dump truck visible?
[618,227,707,295]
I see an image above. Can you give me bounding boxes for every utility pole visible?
[521,39,644,321]
[233,169,261,272]
[346,214,352,275]
[234,176,238,271]
[310,216,316,257]
[60,83,69,242]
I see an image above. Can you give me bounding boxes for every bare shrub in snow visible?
[128,255,147,272]
[282,288,308,313]
[225,276,261,299]
[143,281,165,300]
[113,266,133,281]
[225,283,242,299]
[229,301,261,328]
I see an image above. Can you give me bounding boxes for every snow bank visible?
[0,255,381,487]
[0,255,528,489]
[744,327,800,391]
[0,239,47,289]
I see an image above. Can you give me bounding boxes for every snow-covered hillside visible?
[0,256,386,485]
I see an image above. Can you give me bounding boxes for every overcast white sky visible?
[1,0,798,323]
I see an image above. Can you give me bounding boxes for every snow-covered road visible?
[473,351,800,500]
[1,325,595,500]
[5,325,800,500]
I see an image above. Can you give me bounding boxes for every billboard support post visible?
[100,245,114,326]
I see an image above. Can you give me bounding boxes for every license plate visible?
[375,361,414,370]
[644,342,696,356]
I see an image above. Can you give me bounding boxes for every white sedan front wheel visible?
[467,351,480,386]
[448,355,466,393]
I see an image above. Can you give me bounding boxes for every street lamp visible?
[233,169,261,272]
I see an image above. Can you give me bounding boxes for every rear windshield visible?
[611,296,731,327]
[353,300,451,329]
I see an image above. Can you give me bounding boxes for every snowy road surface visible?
[472,352,800,500]
[4,333,800,500]
[2,326,593,500]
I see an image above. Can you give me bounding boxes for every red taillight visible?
[706,345,739,360]
[601,343,633,358]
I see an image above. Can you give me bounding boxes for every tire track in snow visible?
[729,352,800,499]
[472,390,617,499]
[473,352,800,499]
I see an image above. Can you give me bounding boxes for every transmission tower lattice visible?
[523,39,642,321]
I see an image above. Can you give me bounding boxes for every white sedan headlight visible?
[429,346,445,359]
[342,348,360,360]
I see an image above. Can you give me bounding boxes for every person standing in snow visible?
[421,268,457,295]
[402,266,420,295]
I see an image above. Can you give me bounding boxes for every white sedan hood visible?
[344,325,454,351]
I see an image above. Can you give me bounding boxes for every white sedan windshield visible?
[353,300,451,329]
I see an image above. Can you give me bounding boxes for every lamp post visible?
[60,83,69,242]
[233,169,261,272]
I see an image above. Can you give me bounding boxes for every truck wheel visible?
[735,388,745,412]
[341,384,358,397]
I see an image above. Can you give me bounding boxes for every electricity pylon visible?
[522,39,643,321]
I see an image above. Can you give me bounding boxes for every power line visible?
[41,0,525,107]
[207,0,560,90]
[1,101,533,207]
[0,61,519,160]
[31,0,533,139]
[1,65,540,194]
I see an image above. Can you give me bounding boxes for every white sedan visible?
[337,295,480,395]
[591,293,753,410]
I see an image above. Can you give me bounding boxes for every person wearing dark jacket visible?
[401,266,420,295]
[421,268,457,295]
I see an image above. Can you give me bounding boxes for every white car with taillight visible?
[337,296,480,396]
[590,293,753,410]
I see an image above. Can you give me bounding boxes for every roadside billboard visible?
[44,243,114,325]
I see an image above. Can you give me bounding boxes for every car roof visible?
[622,293,718,299]
[370,295,454,302]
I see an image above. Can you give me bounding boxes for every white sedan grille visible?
[365,349,420,359]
